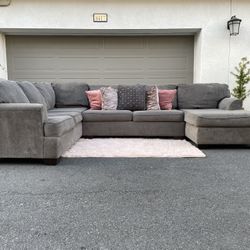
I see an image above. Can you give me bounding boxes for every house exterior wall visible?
[0,33,7,79]
[0,0,249,108]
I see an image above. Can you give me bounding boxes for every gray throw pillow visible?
[52,82,89,107]
[100,87,118,110]
[0,79,30,103]
[34,82,56,110]
[117,85,146,111]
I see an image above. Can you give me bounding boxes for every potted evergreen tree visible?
[231,57,250,101]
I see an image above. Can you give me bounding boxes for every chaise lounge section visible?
[184,109,250,145]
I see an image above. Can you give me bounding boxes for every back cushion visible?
[52,82,89,108]
[34,82,56,110]
[18,81,47,107]
[18,80,48,118]
[178,83,230,109]
[157,85,178,109]
[0,79,30,103]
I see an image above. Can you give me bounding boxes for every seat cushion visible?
[178,83,230,109]
[0,80,30,103]
[133,110,184,122]
[44,115,75,137]
[83,110,132,122]
[34,82,56,110]
[52,82,89,108]
[49,107,88,113]
[184,109,250,127]
[48,111,82,124]
[49,107,87,123]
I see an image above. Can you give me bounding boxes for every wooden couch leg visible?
[44,158,60,165]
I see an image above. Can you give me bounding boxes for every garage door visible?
[6,36,194,85]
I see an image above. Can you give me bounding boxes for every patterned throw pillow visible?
[100,87,118,110]
[159,89,177,110]
[117,85,146,111]
[146,86,160,110]
[85,90,102,110]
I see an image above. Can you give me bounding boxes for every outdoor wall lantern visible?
[227,15,242,36]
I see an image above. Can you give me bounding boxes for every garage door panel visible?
[103,57,144,70]
[13,58,56,70]
[7,36,194,84]
[57,58,102,70]
[146,57,187,70]
[147,36,193,48]
[103,37,145,49]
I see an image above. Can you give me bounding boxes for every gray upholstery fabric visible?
[49,107,88,113]
[18,81,48,119]
[157,84,178,109]
[83,110,133,122]
[18,81,47,105]
[118,85,146,111]
[133,110,184,122]
[184,109,250,127]
[34,82,56,110]
[44,115,75,137]
[82,121,185,137]
[52,82,89,108]
[218,97,243,110]
[0,80,30,103]
[44,122,82,159]
[185,123,250,145]
[48,111,82,124]
[0,104,44,158]
[48,107,87,123]
[178,83,230,109]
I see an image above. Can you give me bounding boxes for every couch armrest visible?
[0,103,46,158]
[218,98,243,110]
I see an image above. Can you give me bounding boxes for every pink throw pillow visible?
[85,90,102,110]
[158,89,177,110]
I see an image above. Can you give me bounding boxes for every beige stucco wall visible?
[0,0,250,107]
[0,33,7,79]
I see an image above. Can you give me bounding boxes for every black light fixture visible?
[227,15,242,36]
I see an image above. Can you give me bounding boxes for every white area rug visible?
[63,138,206,158]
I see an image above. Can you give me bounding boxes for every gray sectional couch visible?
[0,79,249,164]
